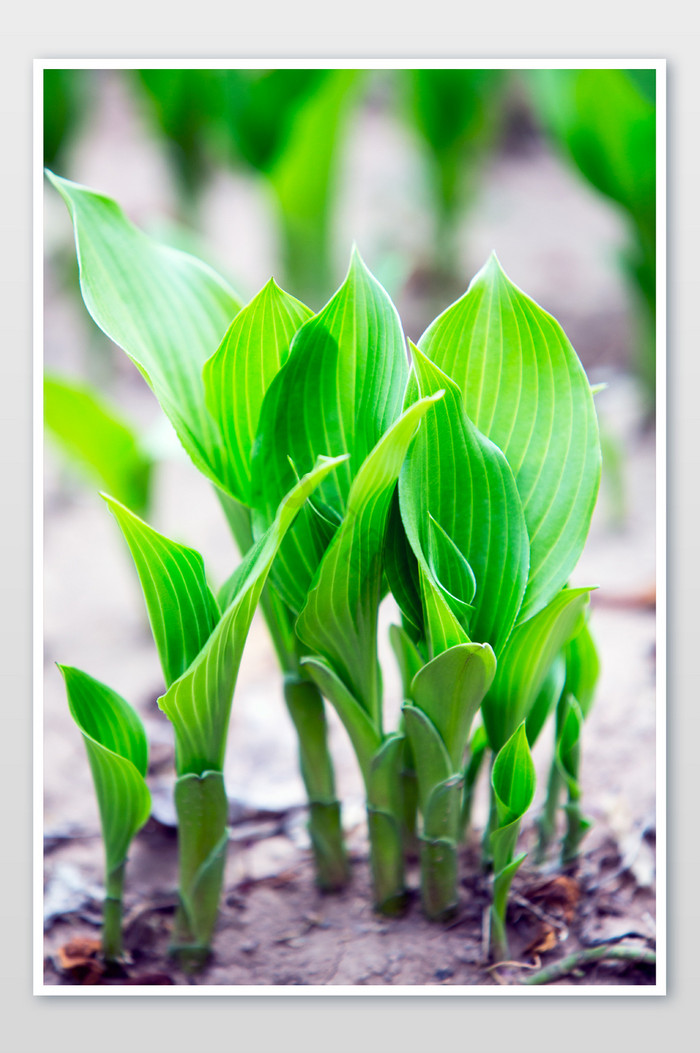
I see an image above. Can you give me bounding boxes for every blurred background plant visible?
[523,68,657,410]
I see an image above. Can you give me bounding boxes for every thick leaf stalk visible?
[171,771,228,971]
[403,644,496,920]
[217,490,349,890]
[489,724,536,961]
[102,863,127,962]
[284,674,349,890]
[59,666,151,962]
[535,756,564,865]
[536,620,599,864]
[106,458,342,968]
[295,397,442,914]
[366,735,409,915]
[459,726,488,840]
[389,623,426,855]
[557,697,592,864]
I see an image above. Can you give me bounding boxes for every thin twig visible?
[521,944,656,985]
[511,892,568,933]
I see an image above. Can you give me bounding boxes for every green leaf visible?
[269,70,362,300]
[44,69,93,168]
[300,656,381,788]
[407,69,506,213]
[527,69,655,238]
[44,373,153,514]
[402,705,452,815]
[46,172,243,488]
[367,734,405,819]
[525,651,567,747]
[564,617,600,718]
[556,696,584,789]
[400,342,530,655]
[202,279,312,504]
[102,495,220,689]
[135,69,227,196]
[251,249,410,613]
[159,455,345,776]
[555,695,591,862]
[221,69,332,173]
[388,623,425,700]
[59,666,151,874]
[384,493,424,642]
[423,776,464,843]
[482,586,592,752]
[410,643,496,768]
[492,723,536,827]
[172,771,229,954]
[417,255,601,623]
[297,395,441,722]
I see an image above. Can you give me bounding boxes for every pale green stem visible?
[102,863,126,961]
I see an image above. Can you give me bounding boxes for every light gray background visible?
[3,6,696,1051]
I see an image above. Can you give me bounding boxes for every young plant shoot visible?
[489,723,536,961]
[48,172,349,892]
[102,458,342,969]
[392,255,601,935]
[59,667,151,961]
[535,618,601,863]
[249,250,439,914]
[48,170,604,961]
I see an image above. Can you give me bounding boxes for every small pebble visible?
[434,966,454,981]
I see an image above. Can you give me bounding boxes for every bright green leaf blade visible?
[59,666,151,872]
[44,373,152,514]
[300,656,382,789]
[564,617,600,718]
[60,665,149,775]
[102,494,220,689]
[384,493,424,642]
[482,586,592,752]
[367,734,405,818]
[426,513,477,620]
[418,255,601,622]
[416,566,471,656]
[492,723,536,826]
[410,642,496,768]
[388,623,425,700]
[202,279,312,504]
[159,455,345,776]
[402,705,452,815]
[250,249,409,613]
[400,343,529,654]
[556,695,585,790]
[46,172,242,487]
[296,395,441,721]
[525,650,567,747]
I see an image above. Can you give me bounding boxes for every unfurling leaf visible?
[418,255,600,623]
[47,172,242,487]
